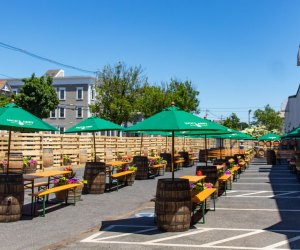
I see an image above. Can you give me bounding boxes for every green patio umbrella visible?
[258,132,280,141]
[285,127,300,138]
[64,116,124,161]
[126,104,229,180]
[0,103,58,174]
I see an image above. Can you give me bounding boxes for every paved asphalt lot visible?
[1,158,300,250]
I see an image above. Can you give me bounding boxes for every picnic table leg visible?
[30,180,34,217]
[42,196,46,217]
[201,202,205,224]
[212,194,216,211]
[46,176,50,203]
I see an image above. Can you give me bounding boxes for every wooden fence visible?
[0,132,252,169]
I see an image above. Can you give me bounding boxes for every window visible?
[12,88,18,95]
[76,107,83,118]
[50,109,56,118]
[59,88,66,100]
[76,87,83,100]
[59,107,65,118]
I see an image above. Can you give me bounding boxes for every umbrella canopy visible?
[285,127,300,138]
[126,106,225,132]
[65,116,123,133]
[64,116,124,161]
[258,132,280,141]
[126,105,229,180]
[0,103,57,132]
[0,103,58,174]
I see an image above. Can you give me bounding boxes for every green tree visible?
[15,74,59,118]
[135,85,167,118]
[222,113,240,130]
[165,79,199,113]
[239,122,249,130]
[90,62,147,124]
[0,94,12,107]
[253,105,283,131]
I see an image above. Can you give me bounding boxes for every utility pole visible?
[248,109,252,125]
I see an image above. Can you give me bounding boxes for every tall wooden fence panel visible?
[0,132,247,168]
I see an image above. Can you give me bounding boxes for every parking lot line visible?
[262,235,300,249]
[217,207,300,212]
[145,228,212,243]
[199,230,265,247]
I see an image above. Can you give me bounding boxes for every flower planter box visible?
[23,163,37,174]
[55,185,83,203]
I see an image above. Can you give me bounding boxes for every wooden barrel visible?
[79,149,87,164]
[4,152,23,174]
[258,141,265,146]
[257,148,265,157]
[0,174,24,222]
[83,162,106,194]
[55,185,83,203]
[265,141,271,147]
[273,140,280,147]
[43,149,53,168]
[290,140,296,146]
[155,178,191,232]
[281,140,288,146]
[133,156,149,180]
[198,150,207,162]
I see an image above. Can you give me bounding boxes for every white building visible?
[283,45,300,132]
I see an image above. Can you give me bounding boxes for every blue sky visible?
[1,0,300,122]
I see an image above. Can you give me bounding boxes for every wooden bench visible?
[175,159,184,170]
[111,170,135,191]
[218,174,232,195]
[231,166,241,181]
[30,183,81,217]
[24,181,48,190]
[191,188,217,224]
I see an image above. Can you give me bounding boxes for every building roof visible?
[0,80,12,92]
[44,69,65,77]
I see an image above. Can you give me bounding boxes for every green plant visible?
[63,155,71,161]
[128,165,137,171]
[23,156,37,167]
[53,166,86,186]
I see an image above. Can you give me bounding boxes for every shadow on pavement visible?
[100,216,164,236]
[258,158,300,249]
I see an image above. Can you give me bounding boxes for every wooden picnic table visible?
[24,170,72,217]
[216,165,225,171]
[106,161,128,167]
[180,175,206,184]
[148,156,160,161]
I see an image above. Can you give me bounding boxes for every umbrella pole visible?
[6,128,12,175]
[219,138,222,159]
[172,131,175,181]
[165,136,168,152]
[205,135,208,167]
[140,134,143,156]
[230,139,232,156]
[93,132,96,162]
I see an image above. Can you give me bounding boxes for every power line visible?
[0,41,97,75]
[0,73,15,78]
